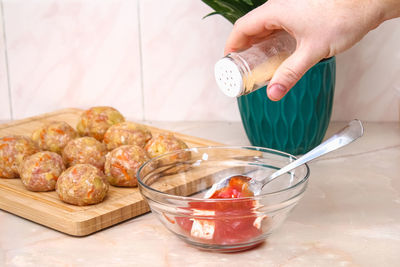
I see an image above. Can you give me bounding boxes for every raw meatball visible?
[31,121,77,154]
[20,151,65,192]
[145,133,191,165]
[104,145,149,187]
[62,137,107,170]
[76,106,125,141]
[56,164,109,206]
[103,121,152,151]
[0,135,38,178]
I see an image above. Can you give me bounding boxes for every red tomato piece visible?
[175,175,263,245]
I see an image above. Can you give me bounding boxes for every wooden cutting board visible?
[0,108,223,236]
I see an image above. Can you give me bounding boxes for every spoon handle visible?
[266,120,364,182]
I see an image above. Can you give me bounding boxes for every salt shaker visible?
[214,31,296,97]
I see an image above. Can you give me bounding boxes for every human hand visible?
[224,0,398,101]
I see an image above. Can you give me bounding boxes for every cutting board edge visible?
[66,199,151,236]
[0,185,151,236]
[0,188,76,234]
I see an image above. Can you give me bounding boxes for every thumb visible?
[266,45,322,101]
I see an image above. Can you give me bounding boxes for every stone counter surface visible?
[1,122,399,267]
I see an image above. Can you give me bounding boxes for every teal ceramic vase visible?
[237,57,336,155]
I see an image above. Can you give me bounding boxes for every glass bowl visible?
[137,146,309,252]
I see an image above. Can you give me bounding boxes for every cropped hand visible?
[224,0,399,101]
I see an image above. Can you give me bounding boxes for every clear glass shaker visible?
[214,31,296,97]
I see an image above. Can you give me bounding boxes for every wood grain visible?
[0,108,223,236]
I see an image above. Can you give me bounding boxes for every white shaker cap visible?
[214,57,244,97]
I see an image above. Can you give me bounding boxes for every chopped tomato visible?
[210,175,254,199]
[176,175,263,245]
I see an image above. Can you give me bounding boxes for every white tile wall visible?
[0,3,11,120]
[3,0,142,120]
[333,19,400,121]
[1,0,399,122]
[140,0,240,121]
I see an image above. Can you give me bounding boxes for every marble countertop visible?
[1,121,400,267]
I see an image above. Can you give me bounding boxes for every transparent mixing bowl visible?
[137,146,309,252]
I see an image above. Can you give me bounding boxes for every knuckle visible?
[282,66,302,84]
[233,17,245,29]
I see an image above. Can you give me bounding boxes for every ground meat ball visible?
[20,151,65,192]
[104,145,149,187]
[31,121,77,154]
[56,164,109,206]
[76,106,125,141]
[0,136,38,178]
[62,137,107,170]
[145,133,191,165]
[103,121,152,151]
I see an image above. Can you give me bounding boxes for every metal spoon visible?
[204,119,364,198]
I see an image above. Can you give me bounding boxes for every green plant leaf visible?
[201,0,267,23]
[201,0,250,23]
[241,0,254,5]
[202,11,220,20]
[250,0,267,7]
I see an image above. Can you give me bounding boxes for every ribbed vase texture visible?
[237,57,336,155]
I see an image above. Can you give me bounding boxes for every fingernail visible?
[268,84,287,101]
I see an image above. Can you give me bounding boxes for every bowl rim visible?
[137,145,310,201]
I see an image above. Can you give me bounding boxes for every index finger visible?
[224,5,281,55]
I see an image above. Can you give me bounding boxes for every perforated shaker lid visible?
[214,57,244,97]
